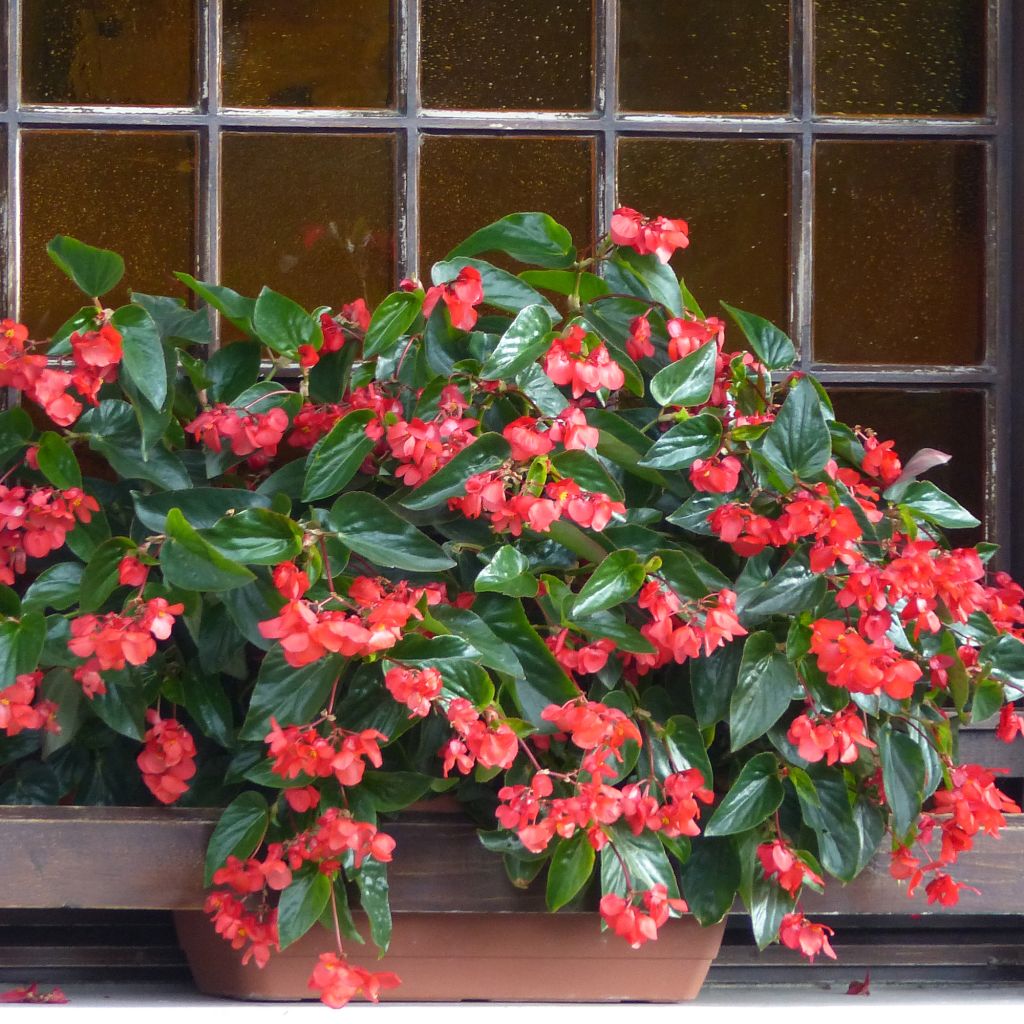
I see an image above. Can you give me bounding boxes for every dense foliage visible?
[1,212,1022,1006]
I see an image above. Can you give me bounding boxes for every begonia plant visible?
[1,211,1023,1007]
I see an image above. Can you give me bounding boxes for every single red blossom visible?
[503,416,554,462]
[340,298,372,332]
[297,344,319,368]
[996,702,1023,743]
[610,207,690,264]
[626,314,654,360]
[757,840,825,897]
[422,266,484,330]
[308,952,401,1009]
[779,912,837,963]
[549,405,599,451]
[787,708,876,766]
[862,436,902,486]
[118,554,149,587]
[384,664,443,717]
[137,709,197,805]
[690,455,742,494]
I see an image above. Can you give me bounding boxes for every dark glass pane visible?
[814,0,987,116]
[419,134,595,274]
[617,138,792,331]
[829,388,987,537]
[222,0,394,109]
[619,0,791,114]
[420,0,595,111]
[813,141,986,365]
[21,131,198,337]
[21,0,197,106]
[221,133,396,315]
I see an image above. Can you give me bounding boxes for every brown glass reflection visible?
[21,0,197,106]
[617,139,791,330]
[419,134,595,273]
[813,142,986,365]
[815,0,987,116]
[221,133,396,314]
[619,0,790,114]
[21,131,198,337]
[830,388,987,537]
[420,0,594,111]
[222,0,394,109]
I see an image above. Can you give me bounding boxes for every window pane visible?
[619,0,791,115]
[813,141,986,365]
[617,138,792,331]
[829,388,987,537]
[220,133,396,314]
[420,0,595,111]
[21,0,198,107]
[20,130,198,337]
[419,134,595,274]
[814,0,987,116]
[222,0,394,109]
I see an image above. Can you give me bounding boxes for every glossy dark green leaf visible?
[474,545,538,598]
[649,341,717,408]
[546,833,595,911]
[656,546,731,600]
[22,563,83,614]
[202,509,304,565]
[898,481,980,531]
[479,305,552,380]
[356,858,392,953]
[721,302,796,370]
[638,413,722,471]
[983,633,1024,689]
[877,724,925,841]
[204,792,270,885]
[131,291,211,347]
[519,269,609,302]
[604,249,683,317]
[252,286,323,358]
[79,537,135,612]
[425,605,523,677]
[36,432,82,489]
[0,612,46,683]
[328,493,454,572]
[653,715,713,789]
[704,752,783,837]
[363,291,423,358]
[160,508,255,591]
[971,677,1005,724]
[180,671,235,748]
[759,378,832,486]
[729,632,799,750]
[749,874,796,949]
[795,766,860,882]
[206,342,261,403]
[679,837,741,925]
[302,409,375,501]
[736,550,827,623]
[133,487,272,534]
[47,235,124,297]
[448,213,576,269]
[175,273,256,336]
[89,675,146,741]
[600,823,680,899]
[359,771,433,812]
[113,304,167,410]
[570,549,646,618]
[400,433,511,510]
[549,449,624,501]
[278,872,331,950]
[388,636,495,707]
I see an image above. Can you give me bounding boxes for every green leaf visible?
[649,341,718,408]
[363,291,423,358]
[549,449,624,501]
[721,302,796,370]
[131,291,211,347]
[759,377,831,486]
[736,550,827,623]
[729,632,799,750]
[704,752,783,837]
[877,724,925,841]
[356,858,392,953]
[133,487,272,534]
[898,481,980,531]
[388,636,495,706]
[570,549,646,618]
[202,509,304,565]
[656,546,731,600]
[432,259,558,320]
[519,269,609,302]
[637,413,722,471]
[252,287,323,358]
[604,249,683,317]
[278,872,331,950]
[64,509,111,562]
[0,613,47,682]
[301,409,375,501]
[971,677,1005,723]
[479,305,552,379]
[749,875,796,949]
[474,545,538,598]
[795,766,861,882]
[79,537,135,612]
[180,671,235,748]
[679,837,741,925]
[654,715,713,789]
[983,633,1024,689]
[207,342,261,403]
[400,433,511,510]
[546,833,595,911]
[36,432,82,489]
[239,647,343,740]
[174,273,256,336]
[424,605,523,677]
[204,792,270,885]
[22,563,84,614]
[89,674,146,740]
[600,823,680,898]
[328,493,455,572]
[47,235,124,296]
[359,771,432,812]
[447,212,576,268]
[160,507,256,591]
[113,304,167,410]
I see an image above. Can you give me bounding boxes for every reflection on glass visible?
[419,134,595,273]
[829,388,987,537]
[813,141,985,366]
[619,0,791,114]
[222,0,394,108]
[220,133,396,315]
[814,0,987,116]
[21,131,198,337]
[420,0,594,111]
[21,0,197,106]
[618,138,792,331]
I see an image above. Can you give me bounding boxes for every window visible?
[2,1,1019,567]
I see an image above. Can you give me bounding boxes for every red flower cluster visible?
[620,770,715,840]
[422,266,485,330]
[543,325,625,399]
[440,698,518,777]
[757,841,825,897]
[861,436,902,486]
[384,665,443,718]
[779,912,836,962]
[137,710,197,804]
[626,314,654,360]
[809,618,923,700]
[186,404,289,465]
[308,953,401,1009]
[265,719,385,788]
[204,892,279,969]
[787,707,876,766]
[545,629,615,677]
[0,483,99,584]
[610,207,690,264]
[68,598,185,697]
[600,885,689,948]
[0,672,58,737]
[690,455,742,494]
[665,315,725,362]
[385,404,478,487]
